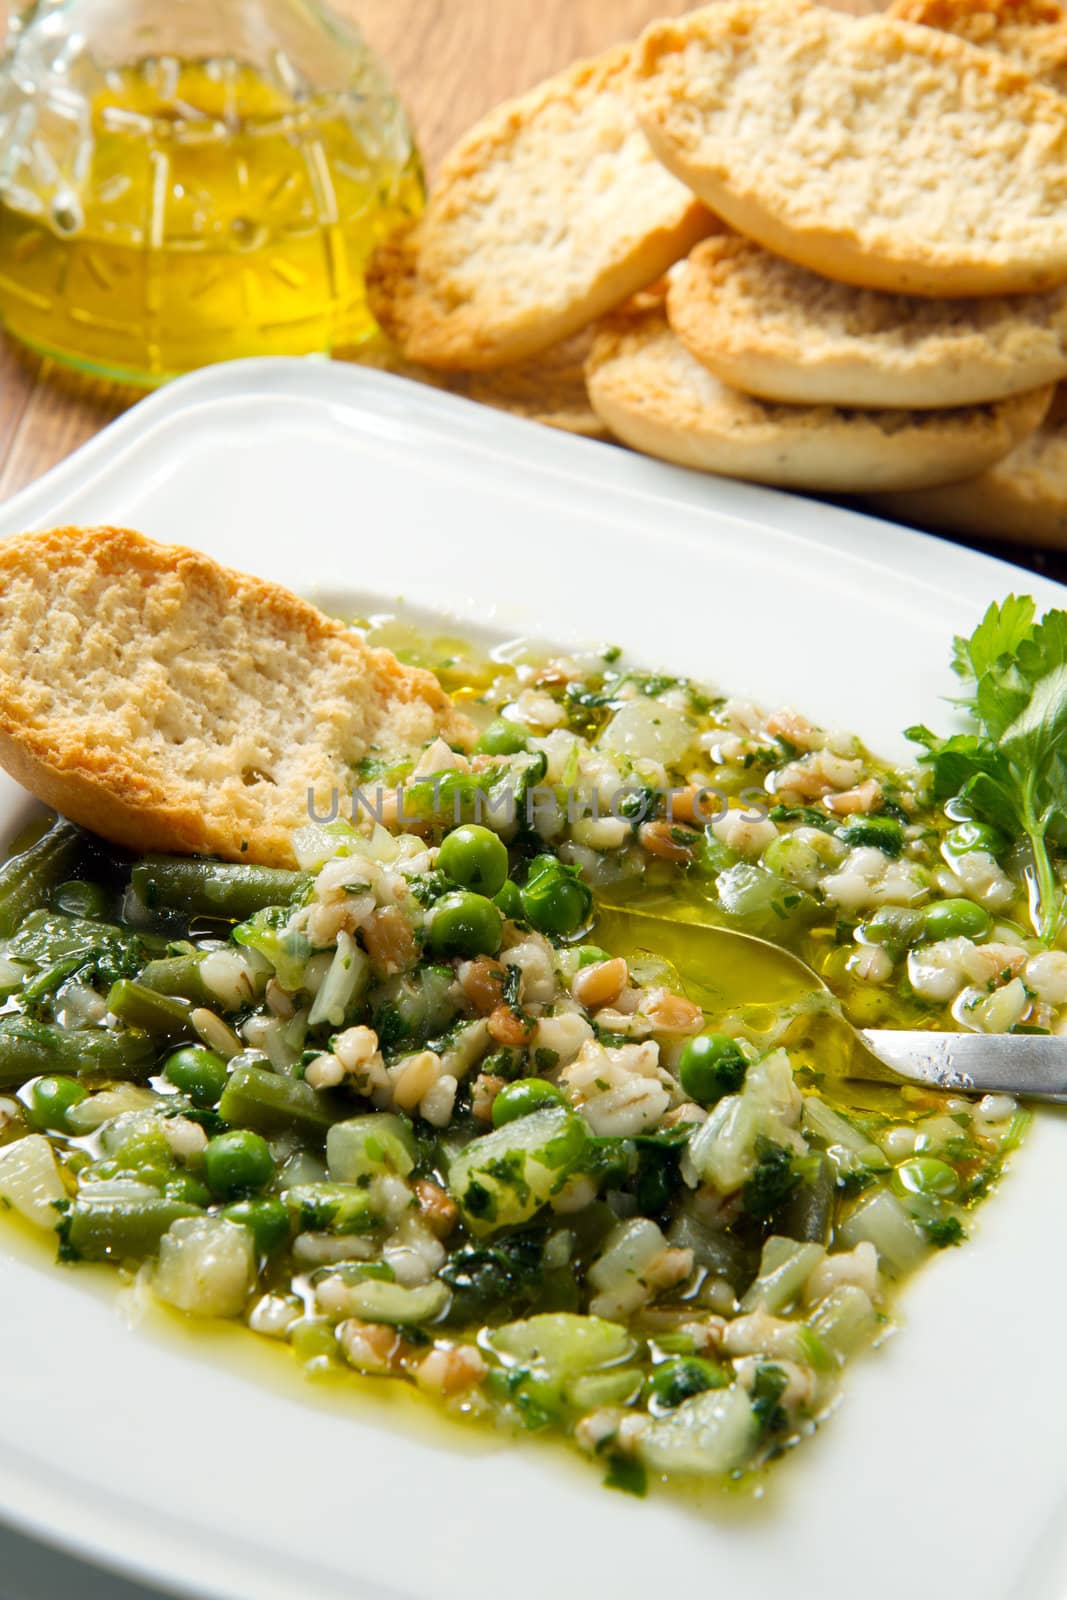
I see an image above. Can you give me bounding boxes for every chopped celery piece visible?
[838,1188,929,1275]
[740,1236,825,1314]
[233,909,310,991]
[307,931,369,1029]
[326,1114,416,1184]
[685,1050,804,1192]
[490,1313,636,1376]
[282,1182,377,1234]
[568,1368,644,1411]
[488,1313,637,1422]
[714,863,816,937]
[447,1106,587,1236]
[801,1098,889,1174]
[640,1383,758,1476]
[339,1277,450,1326]
[808,1285,881,1362]
[153,1215,256,1318]
[0,1134,65,1229]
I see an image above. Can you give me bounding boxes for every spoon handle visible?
[860,1029,1067,1103]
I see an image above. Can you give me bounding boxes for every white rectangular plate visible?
[0,358,1063,1600]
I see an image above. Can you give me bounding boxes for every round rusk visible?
[632,0,1067,297]
[584,305,1053,494]
[889,0,1067,93]
[668,235,1067,409]
[872,386,1067,546]
[356,322,609,438]
[365,46,713,371]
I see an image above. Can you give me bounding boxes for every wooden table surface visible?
[0,0,1057,582]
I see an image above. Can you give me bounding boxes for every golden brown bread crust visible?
[667,233,1067,408]
[889,0,1067,92]
[633,1,1067,297]
[871,385,1067,545]
[365,45,714,371]
[585,303,1053,492]
[0,527,473,867]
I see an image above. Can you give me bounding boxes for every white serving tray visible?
[0,358,1062,1600]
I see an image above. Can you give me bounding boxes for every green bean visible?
[58,1192,200,1262]
[777,1153,835,1245]
[140,953,211,1004]
[0,820,84,939]
[131,857,310,921]
[106,980,194,1042]
[218,1063,343,1139]
[0,1015,156,1088]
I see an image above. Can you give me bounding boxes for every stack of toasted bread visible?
[368,0,1067,545]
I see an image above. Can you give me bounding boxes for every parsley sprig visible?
[907,596,1067,946]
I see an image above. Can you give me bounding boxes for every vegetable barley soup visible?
[0,596,1062,1495]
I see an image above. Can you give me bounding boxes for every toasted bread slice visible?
[668,235,1067,408]
[358,318,609,439]
[358,324,607,441]
[365,47,714,371]
[585,305,1052,493]
[872,384,1067,545]
[889,0,1067,92]
[0,527,473,868]
[632,0,1067,297]
[460,329,609,438]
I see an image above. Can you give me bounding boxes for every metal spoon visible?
[593,902,1067,1104]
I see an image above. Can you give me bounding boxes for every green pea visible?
[223,1196,290,1255]
[491,1078,567,1127]
[836,815,905,858]
[475,718,528,757]
[677,1033,747,1105]
[520,855,592,939]
[428,890,503,958]
[943,821,1006,860]
[52,880,110,918]
[576,945,610,967]
[860,905,926,958]
[163,1045,228,1108]
[493,880,524,919]
[439,824,509,897]
[164,1174,211,1207]
[893,1156,959,1199]
[922,898,992,942]
[26,1074,87,1130]
[203,1129,275,1198]
[646,1357,726,1412]
[134,1163,173,1192]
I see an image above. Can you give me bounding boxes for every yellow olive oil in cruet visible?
[0,0,424,384]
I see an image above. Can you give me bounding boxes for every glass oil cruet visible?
[0,0,425,384]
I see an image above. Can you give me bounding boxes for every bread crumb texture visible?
[585,304,1052,491]
[633,0,1067,296]
[668,234,1067,407]
[872,383,1067,544]
[366,45,713,370]
[0,527,473,867]
[889,0,1067,93]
